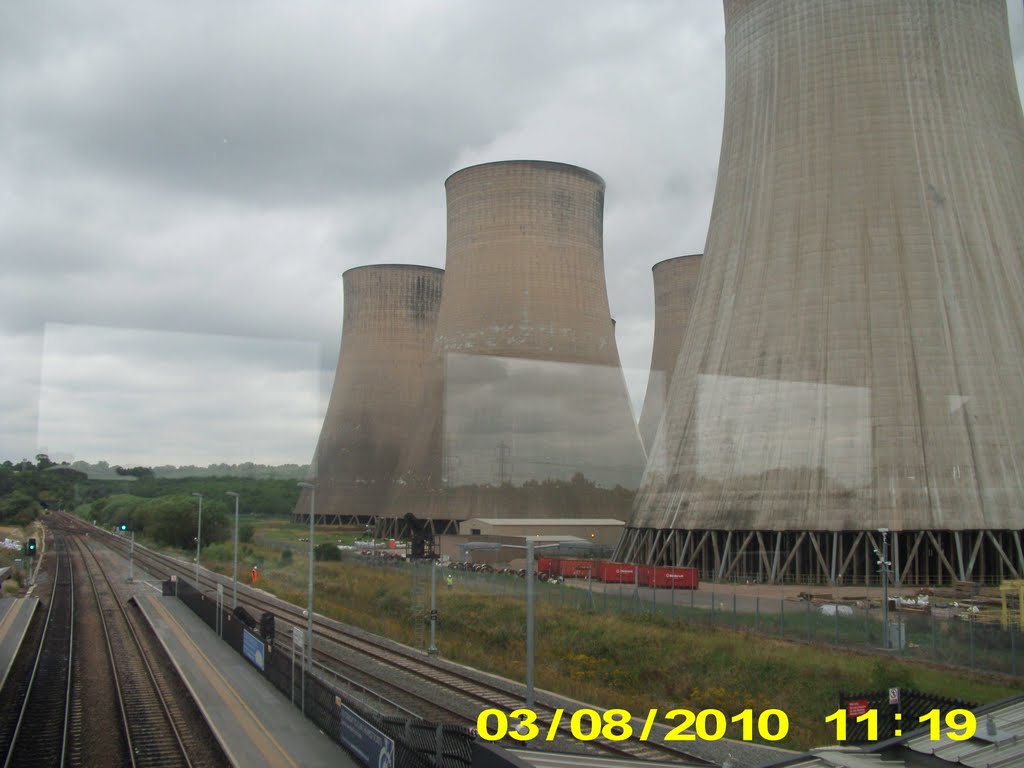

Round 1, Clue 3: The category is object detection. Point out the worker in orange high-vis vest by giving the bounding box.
[251,564,259,584]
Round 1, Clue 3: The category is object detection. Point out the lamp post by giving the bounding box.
[226,492,240,608]
[878,528,891,649]
[192,492,203,583]
[525,539,537,709]
[428,559,438,656]
[462,539,560,709]
[297,481,316,715]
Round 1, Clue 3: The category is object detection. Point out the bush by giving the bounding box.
[314,543,341,561]
[280,548,293,565]
[202,542,233,562]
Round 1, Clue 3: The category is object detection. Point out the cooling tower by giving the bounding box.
[295,264,443,524]
[385,161,646,534]
[637,254,703,453]
[619,0,1024,584]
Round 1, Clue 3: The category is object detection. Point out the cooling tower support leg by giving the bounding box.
[955,533,966,582]
[986,531,1022,579]
[617,527,1024,586]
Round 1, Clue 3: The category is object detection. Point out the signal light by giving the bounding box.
[27,538,36,554]
[120,523,127,531]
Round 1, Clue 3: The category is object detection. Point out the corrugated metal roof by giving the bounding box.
[462,519,625,527]
[777,751,900,768]
[767,695,1024,768]
[903,697,1024,768]
[507,749,707,768]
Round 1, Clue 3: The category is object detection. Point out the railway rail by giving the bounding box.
[70,533,230,768]
[0,538,74,768]
[54,513,717,765]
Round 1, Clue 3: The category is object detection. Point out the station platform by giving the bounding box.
[0,598,39,691]
[135,588,357,768]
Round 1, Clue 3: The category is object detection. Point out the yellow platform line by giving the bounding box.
[144,595,299,768]
[0,600,24,640]
[0,600,35,691]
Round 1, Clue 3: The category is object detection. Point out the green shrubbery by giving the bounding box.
[88,492,231,549]
[314,542,341,561]
[0,455,88,523]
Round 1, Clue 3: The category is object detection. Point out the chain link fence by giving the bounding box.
[351,555,1023,679]
[172,577,476,768]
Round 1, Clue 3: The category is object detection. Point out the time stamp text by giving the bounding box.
[476,707,978,743]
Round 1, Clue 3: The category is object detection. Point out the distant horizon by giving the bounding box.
[4,454,310,476]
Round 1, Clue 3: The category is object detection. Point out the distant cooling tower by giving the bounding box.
[637,254,702,453]
[385,161,646,535]
[295,264,443,524]
[619,0,1024,584]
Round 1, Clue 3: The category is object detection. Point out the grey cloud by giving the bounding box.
[1,1,1020,466]
[8,1,664,206]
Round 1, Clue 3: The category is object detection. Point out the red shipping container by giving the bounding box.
[557,559,598,578]
[598,562,638,583]
[641,566,699,589]
[536,557,559,575]
[638,565,655,586]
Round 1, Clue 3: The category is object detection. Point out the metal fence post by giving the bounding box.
[1012,628,1017,676]
[1007,626,1015,675]
[806,599,811,642]
[931,612,937,657]
[969,616,975,670]
[631,581,638,613]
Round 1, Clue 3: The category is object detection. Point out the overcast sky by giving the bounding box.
[3,2,1023,468]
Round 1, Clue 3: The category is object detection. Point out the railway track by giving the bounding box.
[55,513,717,765]
[70,534,230,768]
[0,537,74,767]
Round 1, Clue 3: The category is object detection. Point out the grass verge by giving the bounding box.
[168,518,1024,750]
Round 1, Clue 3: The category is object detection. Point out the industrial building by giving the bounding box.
[637,254,702,453]
[457,518,624,548]
[619,0,1024,584]
[295,264,443,525]
[383,160,646,537]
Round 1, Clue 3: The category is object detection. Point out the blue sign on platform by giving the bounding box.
[242,629,265,671]
[340,703,395,768]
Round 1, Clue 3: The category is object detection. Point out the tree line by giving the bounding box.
[1,455,305,550]
[68,459,310,480]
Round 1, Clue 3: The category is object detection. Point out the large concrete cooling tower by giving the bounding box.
[295,264,443,524]
[619,0,1024,585]
[386,160,646,535]
[637,254,702,453]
